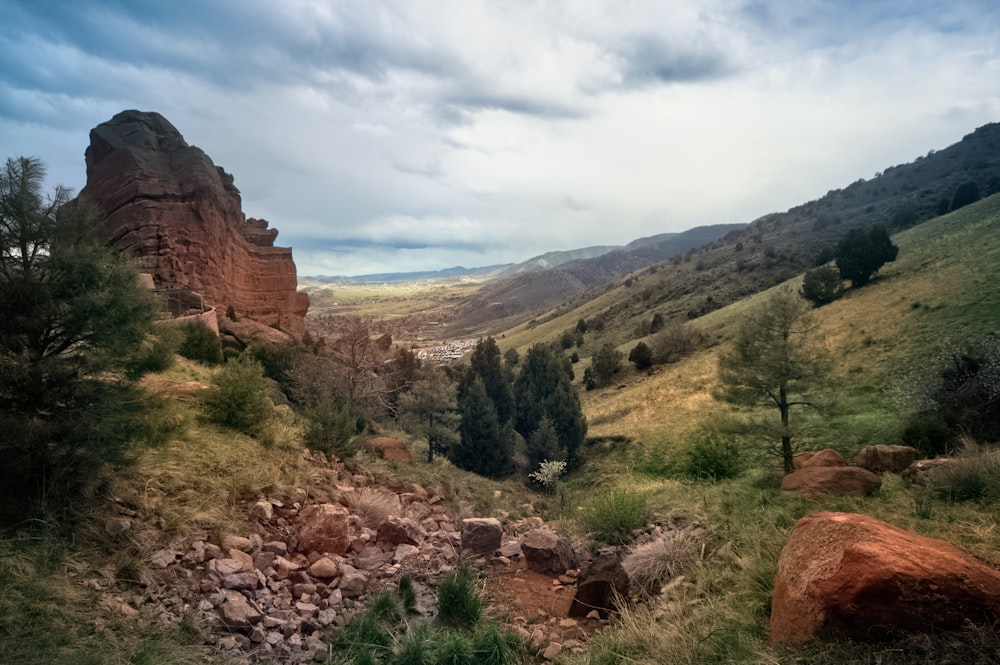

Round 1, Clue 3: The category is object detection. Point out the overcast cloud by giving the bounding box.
[2,0,999,276]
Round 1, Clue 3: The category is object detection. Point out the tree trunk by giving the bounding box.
[779,384,793,474]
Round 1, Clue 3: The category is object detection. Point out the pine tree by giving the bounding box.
[513,344,587,467]
[452,376,513,477]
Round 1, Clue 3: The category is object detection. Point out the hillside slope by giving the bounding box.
[571,193,1000,451]
[451,123,1000,343]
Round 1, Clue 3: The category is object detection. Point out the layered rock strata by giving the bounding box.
[77,110,309,337]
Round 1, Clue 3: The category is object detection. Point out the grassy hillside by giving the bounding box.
[453,123,1000,349]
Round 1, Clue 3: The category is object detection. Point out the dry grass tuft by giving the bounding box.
[343,487,402,528]
[623,527,710,595]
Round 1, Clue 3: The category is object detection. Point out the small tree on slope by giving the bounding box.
[715,288,830,473]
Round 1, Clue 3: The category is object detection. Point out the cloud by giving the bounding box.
[1,1,999,277]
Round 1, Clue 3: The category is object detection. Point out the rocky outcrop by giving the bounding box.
[77,110,309,337]
[770,512,1000,643]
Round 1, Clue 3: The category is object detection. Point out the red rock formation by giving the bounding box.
[770,512,1000,643]
[77,110,309,337]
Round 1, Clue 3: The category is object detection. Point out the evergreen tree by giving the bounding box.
[452,376,513,477]
[468,337,514,425]
[526,416,564,469]
[834,225,899,288]
[398,365,459,462]
[513,344,587,467]
[800,265,844,306]
[590,342,624,388]
[715,288,829,473]
[0,156,158,505]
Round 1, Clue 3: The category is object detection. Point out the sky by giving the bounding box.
[2,1,1000,277]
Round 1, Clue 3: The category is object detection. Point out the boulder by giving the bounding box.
[569,551,629,618]
[520,529,576,575]
[217,589,264,633]
[306,557,339,580]
[337,564,368,598]
[854,445,922,474]
[793,449,847,469]
[461,518,503,555]
[297,504,351,555]
[770,512,1000,643]
[902,457,957,484]
[77,110,309,338]
[781,466,881,498]
[363,437,413,462]
[376,516,426,547]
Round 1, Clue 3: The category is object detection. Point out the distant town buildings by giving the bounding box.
[415,340,478,364]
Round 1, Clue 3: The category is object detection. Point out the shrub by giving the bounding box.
[683,433,744,480]
[202,355,272,436]
[929,438,1000,503]
[177,320,223,364]
[529,459,567,493]
[472,623,524,665]
[800,265,844,306]
[246,340,301,391]
[579,489,647,544]
[651,324,702,364]
[951,180,981,211]
[436,565,482,629]
[125,325,181,379]
[434,632,476,665]
[622,528,709,594]
[834,225,899,288]
[302,398,367,458]
[901,336,1000,451]
[628,341,653,370]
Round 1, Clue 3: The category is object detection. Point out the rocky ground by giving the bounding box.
[100,452,624,664]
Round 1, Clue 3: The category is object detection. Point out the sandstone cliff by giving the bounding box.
[78,110,309,338]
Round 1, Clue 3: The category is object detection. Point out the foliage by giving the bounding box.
[468,337,515,425]
[800,265,844,306]
[834,224,899,288]
[124,324,181,379]
[303,397,367,458]
[586,342,624,390]
[525,417,564,470]
[682,432,744,480]
[901,336,1000,452]
[628,341,653,370]
[398,364,459,462]
[176,320,222,365]
[528,458,567,492]
[246,340,302,392]
[452,376,514,478]
[513,343,587,467]
[650,312,665,333]
[951,180,981,211]
[650,324,702,364]
[579,489,648,545]
[716,288,829,473]
[201,355,272,436]
[436,564,482,629]
[929,440,1000,503]
[0,155,159,507]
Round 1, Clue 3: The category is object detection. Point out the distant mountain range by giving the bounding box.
[304,231,739,285]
